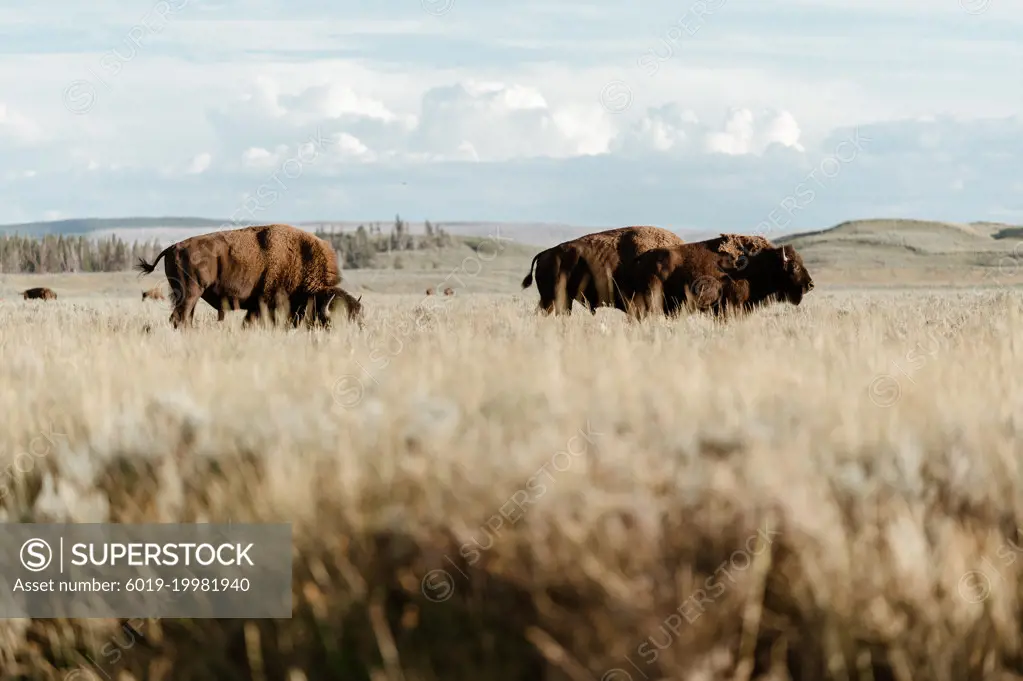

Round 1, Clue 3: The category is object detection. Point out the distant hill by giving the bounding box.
[0,216,635,249]
[8,216,1023,286]
[774,218,1023,284]
[0,217,234,237]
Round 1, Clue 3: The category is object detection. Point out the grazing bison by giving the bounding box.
[141,286,165,301]
[134,223,341,329]
[22,287,56,301]
[521,226,686,315]
[298,287,364,329]
[425,287,435,295]
[628,235,814,320]
[443,287,454,296]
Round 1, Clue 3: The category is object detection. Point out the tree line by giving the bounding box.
[0,234,164,273]
[0,216,453,273]
[313,216,455,269]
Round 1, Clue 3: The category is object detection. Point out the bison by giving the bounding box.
[443,287,454,296]
[141,286,165,301]
[521,226,686,315]
[22,287,56,301]
[425,287,435,295]
[628,235,814,320]
[134,223,341,329]
[298,287,365,330]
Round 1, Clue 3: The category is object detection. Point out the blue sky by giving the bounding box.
[0,0,1020,233]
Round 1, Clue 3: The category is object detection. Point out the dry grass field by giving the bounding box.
[3,223,1023,680]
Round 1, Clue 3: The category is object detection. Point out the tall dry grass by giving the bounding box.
[1,288,1023,680]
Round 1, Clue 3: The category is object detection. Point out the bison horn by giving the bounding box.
[781,246,788,262]
[357,295,362,303]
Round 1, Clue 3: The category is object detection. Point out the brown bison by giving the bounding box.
[628,235,814,320]
[298,287,365,329]
[141,286,165,301]
[443,287,454,296]
[134,223,341,329]
[425,287,435,295]
[22,287,56,301]
[521,226,686,315]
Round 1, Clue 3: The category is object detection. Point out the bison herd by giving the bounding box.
[520,226,814,319]
[15,223,814,329]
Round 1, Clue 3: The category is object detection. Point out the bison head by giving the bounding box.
[726,244,814,306]
[774,245,814,304]
[322,291,365,329]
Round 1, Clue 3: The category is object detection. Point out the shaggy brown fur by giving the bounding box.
[521,226,686,315]
[443,287,454,296]
[628,236,815,320]
[296,287,365,329]
[134,223,341,329]
[141,286,165,301]
[22,287,56,301]
[706,233,776,261]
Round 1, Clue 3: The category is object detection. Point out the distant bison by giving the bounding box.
[425,287,435,295]
[521,226,686,315]
[22,287,56,301]
[141,286,165,301]
[443,287,454,296]
[134,223,341,329]
[628,235,814,319]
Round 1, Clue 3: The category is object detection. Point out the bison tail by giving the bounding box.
[134,257,155,275]
[521,253,540,289]
[134,245,172,277]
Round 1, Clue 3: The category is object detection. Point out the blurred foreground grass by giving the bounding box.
[1,288,1023,680]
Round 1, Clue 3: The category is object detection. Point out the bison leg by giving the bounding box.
[288,292,313,328]
[200,291,229,322]
[569,266,594,314]
[242,305,263,328]
[168,283,202,329]
[170,291,201,329]
[553,260,575,316]
[647,278,666,319]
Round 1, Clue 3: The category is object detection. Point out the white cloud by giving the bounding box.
[279,83,406,125]
[331,133,372,160]
[0,1,1018,226]
[241,147,277,168]
[186,152,212,174]
[0,102,43,144]
[704,108,804,155]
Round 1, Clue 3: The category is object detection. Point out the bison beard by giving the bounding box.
[521,226,687,315]
[134,223,341,329]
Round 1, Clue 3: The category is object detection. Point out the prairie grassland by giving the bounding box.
[1,284,1023,680]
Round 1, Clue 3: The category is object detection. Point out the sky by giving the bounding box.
[0,0,1021,234]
